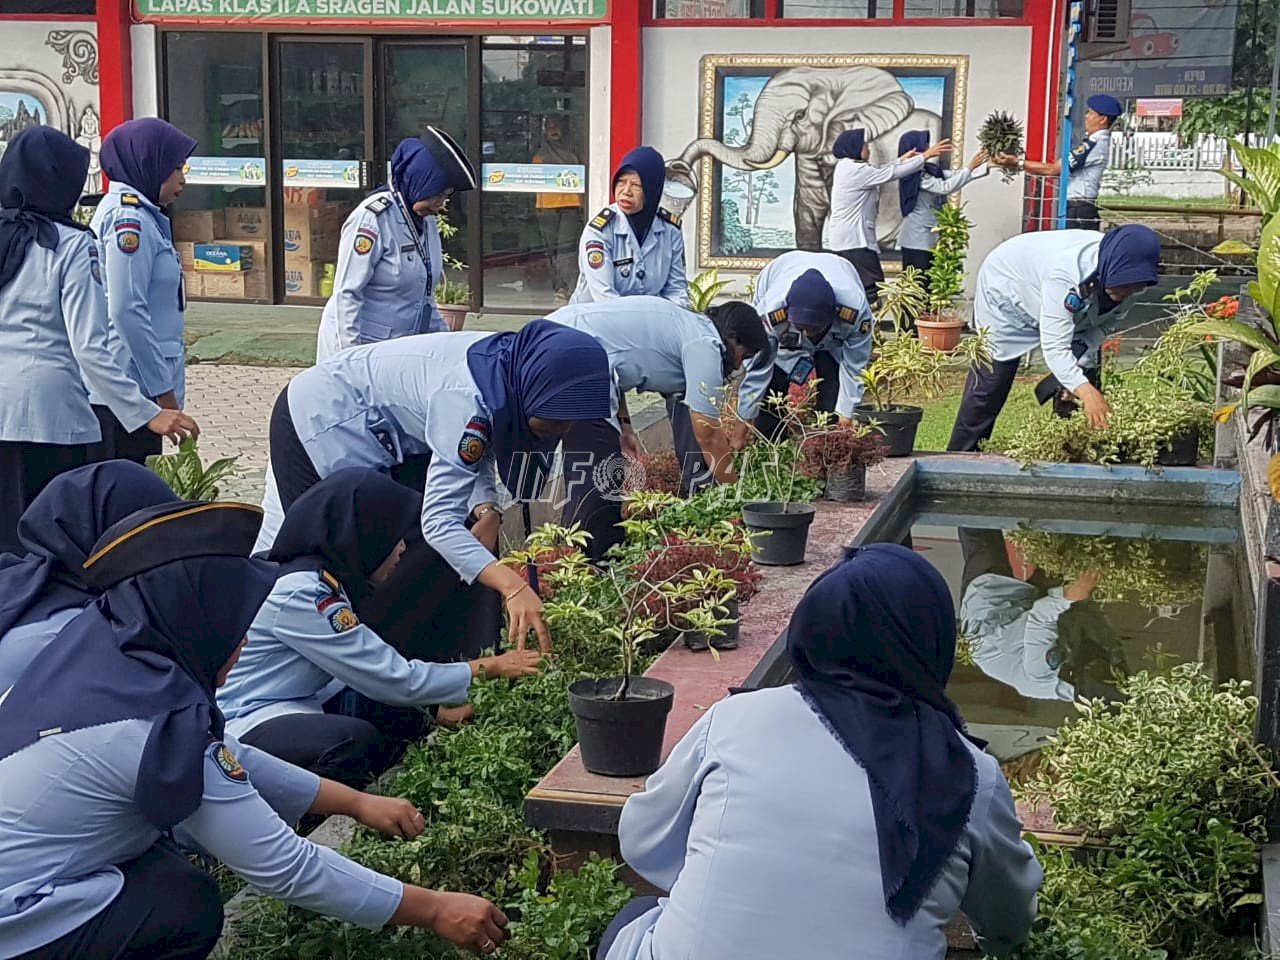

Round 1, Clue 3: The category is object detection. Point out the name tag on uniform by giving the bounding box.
[613,257,634,267]
[400,243,416,261]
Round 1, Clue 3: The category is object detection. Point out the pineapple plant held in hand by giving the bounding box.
[979,111,1025,183]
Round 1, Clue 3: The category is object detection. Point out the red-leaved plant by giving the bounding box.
[633,450,683,496]
[630,534,762,623]
[799,423,888,476]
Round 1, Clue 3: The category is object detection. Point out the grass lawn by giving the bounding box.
[910,376,1042,453]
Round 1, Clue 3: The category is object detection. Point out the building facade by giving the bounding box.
[1,0,1065,310]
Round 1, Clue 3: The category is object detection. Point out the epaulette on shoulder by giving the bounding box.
[767,307,788,325]
[588,207,616,231]
[836,305,858,323]
[120,193,141,206]
[319,570,344,595]
[365,195,394,215]
[658,207,681,228]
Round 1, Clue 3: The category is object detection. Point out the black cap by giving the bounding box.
[423,126,477,193]
[82,500,266,590]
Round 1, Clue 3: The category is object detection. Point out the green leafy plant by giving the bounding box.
[500,853,634,960]
[1219,140,1280,225]
[859,313,992,411]
[434,212,470,306]
[876,267,930,331]
[925,202,972,318]
[146,438,238,500]
[978,110,1025,182]
[688,268,733,313]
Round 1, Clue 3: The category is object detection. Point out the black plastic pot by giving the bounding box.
[1156,428,1200,467]
[742,502,816,566]
[684,599,740,651]
[824,464,867,502]
[852,405,924,457]
[568,676,675,777]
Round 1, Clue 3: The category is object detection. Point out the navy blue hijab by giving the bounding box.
[269,468,419,602]
[1094,224,1160,314]
[787,543,981,925]
[898,130,945,217]
[466,320,611,497]
[834,129,867,161]
[389,130,476,228]
[0,462,177,637]
[613,146,666,244]
[0,554,279,830]
[100,118,197,206]
[0,126,89,293]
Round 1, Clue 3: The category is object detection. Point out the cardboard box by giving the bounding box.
[201,269,268,300]
[182,270,203,298]
[223,207,269,239]
[284,260,322,298]
[171,209,224,242]
[173,242,195,270]
[226,240,267,271]
[194,243,255,272]
[283,205,340,263]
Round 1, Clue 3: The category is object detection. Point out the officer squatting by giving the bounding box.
[0,91,1166,955]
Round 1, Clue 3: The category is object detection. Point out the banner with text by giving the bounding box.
[481,162,585,193]
[136,0,606,20]
[184,156,266,186]
[282,159,361,189]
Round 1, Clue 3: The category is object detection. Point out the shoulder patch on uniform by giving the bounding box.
[1072,143,1089,156]
[1046,646,1062,670]
[120,192,141,206]
[325,602,360,633]
[116,227,141,254]
[588,207,616,231]
[114,217,143,233]
[366,195,394,214]
[458,414,491,466]
[353,226,378,256]
[211,741,248,783]
[585,239,606,270]
[860,319,871,335]
[657,207,681,228]
[88,246,102,285]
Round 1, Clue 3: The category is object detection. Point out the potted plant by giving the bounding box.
[688,268,733,313]
[434,212,470,331]
[147,438,239,500]
[854,291,992,456]
[916,203,972,352]
[799,417,888,502]
[977,110,1025,183]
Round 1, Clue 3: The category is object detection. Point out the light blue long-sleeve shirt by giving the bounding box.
[0,608,80,694]
[0,224,159,444]
[571,203,689,307]
[973,230,1137,392]
[89,181,188,405]
[219,569,474,739]
[0,718,400,958]
[898,166,988,252]
[315,189,445,362]
[961,574,1077,702]
[607,685,1042,960]
[270,333,501,582]
[740,251,873,420]
[545,297,729,419]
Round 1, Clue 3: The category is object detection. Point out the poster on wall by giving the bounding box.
[184,155,266,186]
[660,54,969,270]
[1078,0,1239,99]
[481,162,585,193]
[282,158,360,189]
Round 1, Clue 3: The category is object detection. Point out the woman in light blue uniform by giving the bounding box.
[598,545,1042,960]
[0,461,176,692]
[0,127,196,553]
[315,129,477,362]
[546,297,768,559]
[734,251,874,445]
[0,502,511,960]
[89,118,199,464]
[897,130,989,281]
[256,322,611,654]
[223,469,542,788]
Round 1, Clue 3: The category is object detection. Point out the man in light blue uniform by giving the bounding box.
[0,501,510,960]
[545,297,768,558]
[89,118,199,464]
[735,251,874,444]
[315,129,477,362]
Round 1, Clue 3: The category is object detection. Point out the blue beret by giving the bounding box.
[1087,95,1123,119]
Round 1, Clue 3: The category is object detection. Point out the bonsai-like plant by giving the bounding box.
[147,438,238,500]
[924,202,972,320]
[688,268,733,313]
[858,313,992,412]
[978,110,1025,183]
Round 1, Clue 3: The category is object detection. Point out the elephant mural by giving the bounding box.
[663,58,964,263]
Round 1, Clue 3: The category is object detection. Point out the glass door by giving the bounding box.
[274,38,373,303]
[378,41,475,309]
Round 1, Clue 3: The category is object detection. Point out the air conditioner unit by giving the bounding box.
[1079,0,1132,59]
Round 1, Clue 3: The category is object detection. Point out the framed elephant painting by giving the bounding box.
[660,54,970,271]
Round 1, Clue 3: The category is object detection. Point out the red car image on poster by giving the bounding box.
[1127,14,1180,59]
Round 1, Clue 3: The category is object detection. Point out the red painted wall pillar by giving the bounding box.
[97,0,134,134]
[608,0,644,175]
[1024,0,1064,162]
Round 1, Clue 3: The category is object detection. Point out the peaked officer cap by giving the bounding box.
[423,125,478,193]
[1087,95,1123,119]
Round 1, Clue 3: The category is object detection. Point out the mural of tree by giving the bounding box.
[721,90,761,229]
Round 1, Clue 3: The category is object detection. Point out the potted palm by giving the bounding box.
[916,203,972,352]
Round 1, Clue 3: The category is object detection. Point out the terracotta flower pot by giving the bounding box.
[916,313,966,351]
[437,303,469,331]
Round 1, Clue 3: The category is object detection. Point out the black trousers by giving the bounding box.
[596,896,661,960]
[946,357,1023,453]
[0,441,92,554]
[268,386,501,662]
[561,418,626,562]
[900,247,934,277]
[834,247,884,306]
[665,395,715,496]
[238,710,400,790]
[958,526,1015,598]
[88,406,162,466]
[753,350,840,441]
[1066,200,1101,232]
[16,843,223,960]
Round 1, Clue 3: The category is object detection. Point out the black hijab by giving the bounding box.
[787,543,982,924]
[267,468,420,602]
[0,126,90,293]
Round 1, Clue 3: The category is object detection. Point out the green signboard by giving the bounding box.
[136,0,606,20]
